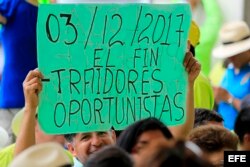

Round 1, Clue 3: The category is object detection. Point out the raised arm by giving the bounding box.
[169,51,201,139]
[14,69,43,156]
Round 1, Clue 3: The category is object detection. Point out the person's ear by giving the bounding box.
[111,130,117,143]
[66,142,77,156]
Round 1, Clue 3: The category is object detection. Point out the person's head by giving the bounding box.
[213,21,250,69]
[227,50,250,69]
[9,142,72,167]
[194,108,224,128]
[64,130,116,165]
[116,118,173,155]
[234,107,250,150]
[134,139,212,167]
[85,145,133,167]
[187,0,201,10]
[188,125,238,166]
[188,20,200,57]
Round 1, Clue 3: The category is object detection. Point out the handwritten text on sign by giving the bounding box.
[37,4,191,134]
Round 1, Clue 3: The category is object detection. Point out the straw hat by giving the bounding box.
[213,21,250,59]
[9,142,71,167]
[189,20,200,47]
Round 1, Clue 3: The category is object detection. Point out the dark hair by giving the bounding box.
[85,146,133,167]
[151,141,213,167]
[189,125,238,153]
[190,44,196,56]
[64,129,113,143]
[116,118,173,153]
[194,108,224,128]
[60,165,72,167]
[234,107,250,143]
[64,133,77,143]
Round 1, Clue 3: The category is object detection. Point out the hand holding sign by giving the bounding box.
[183,51,201,83]
[37,3,191,134]
[23,69,43,110]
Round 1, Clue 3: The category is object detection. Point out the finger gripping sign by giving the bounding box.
[37,3,191,134]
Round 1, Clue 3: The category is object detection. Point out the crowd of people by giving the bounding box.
[1,0,250,167]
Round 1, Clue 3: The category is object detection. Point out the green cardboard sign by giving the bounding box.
[37,3,191,134]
